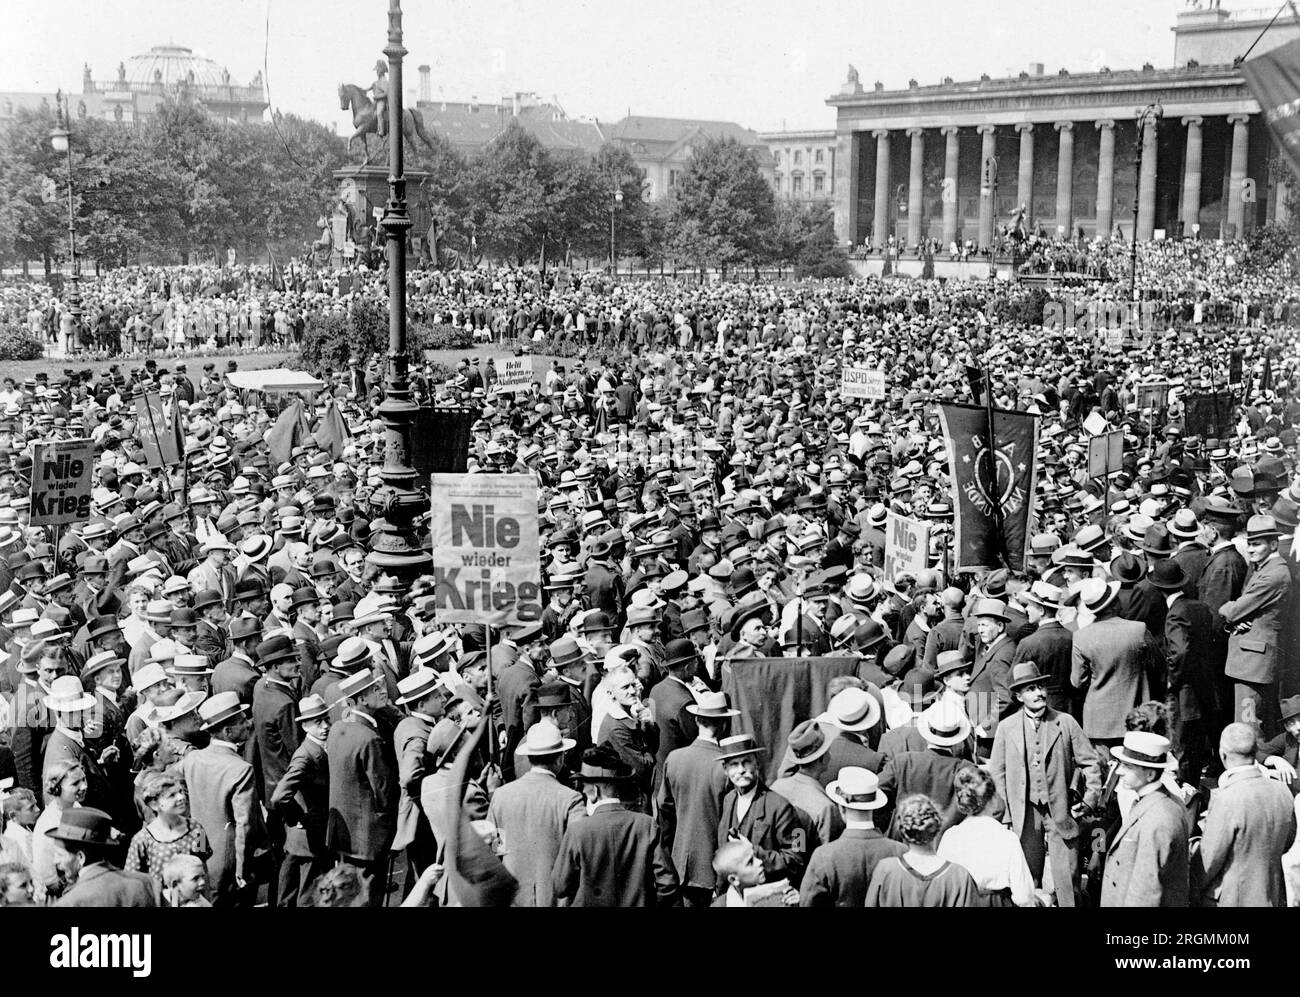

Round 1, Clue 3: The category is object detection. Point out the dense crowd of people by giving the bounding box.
[0,242,1296,908]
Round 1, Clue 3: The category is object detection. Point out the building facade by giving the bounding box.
[758,130,836,202]
[828,5,1295,249]
[0,45,267,128]
[609,116,774,201]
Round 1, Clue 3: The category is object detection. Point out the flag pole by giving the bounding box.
[983,371,1009,569]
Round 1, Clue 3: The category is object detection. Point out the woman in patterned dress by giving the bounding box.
[126,771,210,888]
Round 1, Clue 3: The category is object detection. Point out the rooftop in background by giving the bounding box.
[413,91,605,156]
[608,115,766,154]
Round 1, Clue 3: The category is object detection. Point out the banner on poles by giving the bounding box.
[841,365,886,400]
[29,438,94,527]
[133,390,180,468]
[496,357,534,394]
[1136,381,1169,412]
[938,403,1039,573]
[1242,36,1300,181]
[1184,392,1235,439]
[430,473,541,623]
[884,512,930,585]
[1087,431,1124,479]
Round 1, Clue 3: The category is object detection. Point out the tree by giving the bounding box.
[666,136,776,273]
[0,106,69,273]
[468,121,553,264]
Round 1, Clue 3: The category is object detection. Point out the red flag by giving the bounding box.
[1243,35,1300,180]
[265,398,306,466]
[312,400,351,460]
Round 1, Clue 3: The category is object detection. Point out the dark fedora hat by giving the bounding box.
[662,638,698,671]
[1147,559,1188,592]
[1008,661,1049,692]
[43,806,119,849]
[1110,552,1145,585]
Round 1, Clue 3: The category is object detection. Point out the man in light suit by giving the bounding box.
[186,534,237,603]
[326,668,397,906]
[1220,516,1292,739]
[990,662,1103,907]
[1071,579,1157,749]
[391,669,444,890]
[488,720,584,907]
[1100,731,1190,907]
[657,692,736,906]
[40,676,113,813]
[1195,723,1296,907]
[180,692,268,907]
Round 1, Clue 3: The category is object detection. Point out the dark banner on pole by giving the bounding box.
[412,408,476,477]
[1183,392,1236,439]
[938,402,1039,573]
[1242,35,1300,181]
[722,656,861,784]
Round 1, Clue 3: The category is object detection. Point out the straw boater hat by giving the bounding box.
[1111,731,1178,770]
[818,687,880,732]
[518,720,577,757]
[296,694,330,724]
[1077,578,1121,615]
[395,669,443,707]
[43,676,96,713]
[825,766,888,811]
[197,691,249,731]
[685,690,740,719]
[716,733,764,763]
[916,699,972,747]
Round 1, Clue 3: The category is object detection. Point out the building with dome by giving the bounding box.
[0,44,267,128]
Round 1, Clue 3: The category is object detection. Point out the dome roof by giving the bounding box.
[124,45,232,88]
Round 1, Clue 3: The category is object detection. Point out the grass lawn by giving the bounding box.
[14,349,299,381]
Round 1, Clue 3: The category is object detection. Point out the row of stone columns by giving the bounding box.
[864,114,1252,247]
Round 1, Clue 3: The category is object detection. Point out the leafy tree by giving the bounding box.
[468,121,552,264]
[666,136,776,273]
[0,106,69,272]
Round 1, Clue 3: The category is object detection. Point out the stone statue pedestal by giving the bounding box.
[333,165,432,263]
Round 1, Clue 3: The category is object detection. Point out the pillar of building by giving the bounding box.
[907,127,924,248]
[1227,113,1250,239]
[1137,115,1159,241]
[942,126,960,246]
[977,124,997,250]
[1055,122,1074,235]
[872,128,891,247]
[1180,116,1203,234]
[833,130,859,246]
[1095,119,1115,238]
[1277,169,1292,227]
[1015,123,1034,219]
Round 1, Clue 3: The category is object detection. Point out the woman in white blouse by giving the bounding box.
[938,766,1040,907]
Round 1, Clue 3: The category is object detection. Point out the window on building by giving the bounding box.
[774,172,783,189]
[815,149,823,164]
[669,169,680,187]
[773,150,781,166]
[792,174,803,195]
[813,174,824,195]
[793,150,802,165]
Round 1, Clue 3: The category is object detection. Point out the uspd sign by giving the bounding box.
[842,365,886,401]
[883,512,929,585]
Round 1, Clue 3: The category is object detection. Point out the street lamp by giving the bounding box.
[50,90,80,355]
[365,0,432,595]
[609,187,623,273]
[1129,101,1163,302]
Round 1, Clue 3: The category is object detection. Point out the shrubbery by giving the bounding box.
[0,327,46,360]
[301,302,474,376]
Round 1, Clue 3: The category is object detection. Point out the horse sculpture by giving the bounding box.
[338,82,439,162]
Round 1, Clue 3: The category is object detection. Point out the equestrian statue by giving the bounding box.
[338,61,438,162]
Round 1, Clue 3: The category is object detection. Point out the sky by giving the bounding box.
[3,0,1190,133]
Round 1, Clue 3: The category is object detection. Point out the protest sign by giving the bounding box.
[884,512,930,585]
[1136,381,1169,412]
[134,390,181,467]
[496,356,534,394]
[841,365,886,400]
[30,438,94,528]
[430,474,541,623]
[1088,431,1124,479]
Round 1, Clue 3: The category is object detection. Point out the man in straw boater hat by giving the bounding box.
[180,690,268,907]
[878,697,984,838]
[798,765,902,908]
[487,720,582,908]
[1100,731,1190,908]
[45,806,157,907]
[269,694,333,908]
[716,733,807,888]
[989,661,1103,908]
[1069,578,1157,751]
[551,744,676,907]
[1220,515,1292,741]
[658,690,740,907]
[391,668,448,893]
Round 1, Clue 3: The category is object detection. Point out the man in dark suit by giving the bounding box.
[1071,579,1157,748]
[391,670,444,889]
[251,636,301,904]
[326,668,398,906]
[716,734,808,887]
[1011,581,1076,716]
[1198,505,1248,614]
[192,589,230,663]
[877,699,982,836]
[648,638,700,776]
[1220,516,1292,740]
[990,662,1103,907]
[969,598,1018,738]
[582,540,625,631]
[596,665,659,811]
[657,692,736,906]
[1261,696,1300,793]
[1168,510,1210,597]
[496,626,543,781]
[47,807,158,907]
[1195,723,1296,907]
[1150,560,1220,782]
[41,676,114,813]
[212,616,262,705]
[551,746,677,906]
[1100,731,1190,907]
[799,767,904,907]
[289,587,325,693]
[269,694,332,907]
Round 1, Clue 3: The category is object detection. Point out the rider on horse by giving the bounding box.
[368,60,389,138]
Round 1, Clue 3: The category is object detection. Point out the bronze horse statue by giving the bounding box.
[338,82,438,162]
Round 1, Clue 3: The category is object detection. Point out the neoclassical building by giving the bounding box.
[828,5,1298,249]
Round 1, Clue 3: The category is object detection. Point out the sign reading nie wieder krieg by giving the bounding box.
[496,357,534,394]
[430,473,542,623]
[841,365,886,400]
[884,512,930,586]
[30,438,94,527]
